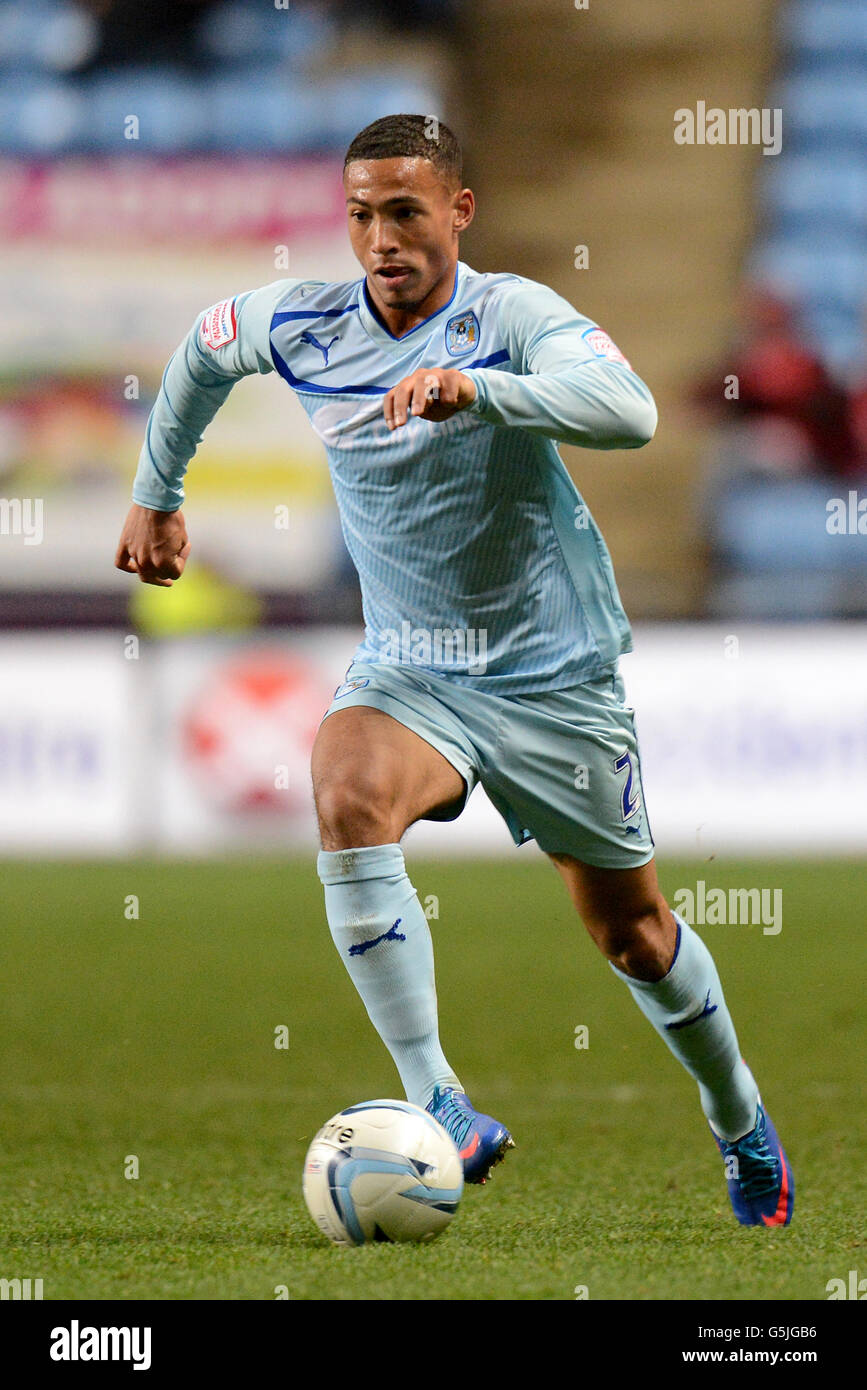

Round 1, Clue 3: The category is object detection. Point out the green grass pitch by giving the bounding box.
[0,856,863,1301]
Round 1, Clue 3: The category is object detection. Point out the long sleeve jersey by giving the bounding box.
[133,260,657,692]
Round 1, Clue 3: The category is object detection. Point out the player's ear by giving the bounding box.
[453,187,475,234]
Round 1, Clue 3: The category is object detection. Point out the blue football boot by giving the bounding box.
[426,1085,514,1184]
[712,1100,794,1227]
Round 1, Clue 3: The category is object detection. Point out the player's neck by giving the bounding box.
[364,263,458,339]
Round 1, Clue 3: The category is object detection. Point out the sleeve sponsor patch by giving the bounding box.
[581,326,631,369]
[200,298,238,350]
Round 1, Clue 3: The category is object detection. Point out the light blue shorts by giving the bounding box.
[321,660,655,871]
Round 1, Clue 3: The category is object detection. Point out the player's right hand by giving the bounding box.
[384,367,476,430]
[114,503,191,587]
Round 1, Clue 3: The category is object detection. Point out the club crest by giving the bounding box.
[445,310,479,357]
[332,677,370,699]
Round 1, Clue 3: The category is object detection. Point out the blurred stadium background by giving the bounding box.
[0,0,864,860]
[1,0,865,1305]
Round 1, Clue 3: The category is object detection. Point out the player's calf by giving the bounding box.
[552,858,770,1204]
[318,842,462,1108]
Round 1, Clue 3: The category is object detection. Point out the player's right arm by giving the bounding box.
[115,278,295,585]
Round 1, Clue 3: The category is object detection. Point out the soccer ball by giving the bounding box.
[302,1099,463,1247]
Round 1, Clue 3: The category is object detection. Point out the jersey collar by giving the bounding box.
[357,262,462,354]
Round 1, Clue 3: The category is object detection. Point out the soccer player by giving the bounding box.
[115,114,793,1225]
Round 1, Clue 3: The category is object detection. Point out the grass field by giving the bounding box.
[0,856,863,1301]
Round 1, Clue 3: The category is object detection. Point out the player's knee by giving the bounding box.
[314,774,399,850]
[588,897,674,978]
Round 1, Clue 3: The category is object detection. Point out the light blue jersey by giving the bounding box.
[133,261,657,693]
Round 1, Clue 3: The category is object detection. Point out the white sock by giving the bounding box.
[317,843,461,1109]
[610,913,759,1141]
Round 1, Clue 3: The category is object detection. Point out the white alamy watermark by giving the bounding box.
[0,497,44,545]
[380,622,488,674]
[826,491,867,535]
[0,1276,43,1299]
[674,102,782,156]
[826,1269,867,1300]
[50,1322,152,1371]
[673,880,782,935]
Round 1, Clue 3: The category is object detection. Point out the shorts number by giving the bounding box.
[614,750,640,821]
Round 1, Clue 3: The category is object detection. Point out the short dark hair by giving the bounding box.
[343,114,462,187]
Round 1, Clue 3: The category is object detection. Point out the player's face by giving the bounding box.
[344,157,473,323]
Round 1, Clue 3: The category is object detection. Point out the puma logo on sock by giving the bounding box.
[665,989,718,1031]
[348,918,406,957]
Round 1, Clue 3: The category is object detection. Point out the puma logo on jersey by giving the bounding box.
[300,330,339,366]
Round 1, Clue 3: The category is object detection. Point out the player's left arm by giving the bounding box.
[460,281,657,450]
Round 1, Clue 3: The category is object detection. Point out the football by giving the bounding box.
[302,1099,464,1247]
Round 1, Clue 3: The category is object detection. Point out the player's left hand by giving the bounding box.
[384,368,476,430]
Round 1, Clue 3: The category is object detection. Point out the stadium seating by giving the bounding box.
[710,0,867,618]
[751,4,867,377]
[0,0,438,155]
